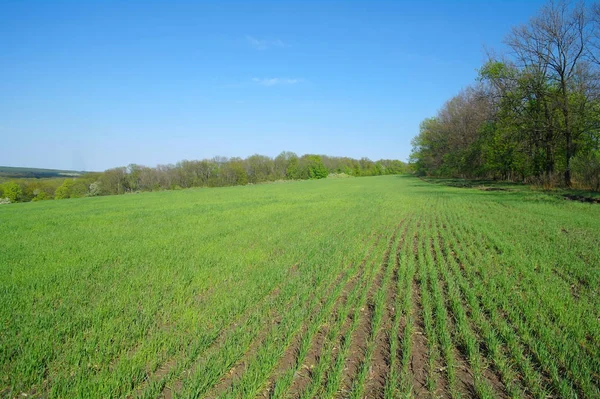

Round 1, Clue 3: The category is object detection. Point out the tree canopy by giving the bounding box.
[410,0,600,189]
[0,152,407,203]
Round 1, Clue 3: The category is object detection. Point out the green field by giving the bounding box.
[1,176,599,398]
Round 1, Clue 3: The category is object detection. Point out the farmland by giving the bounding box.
[1,175,599,398]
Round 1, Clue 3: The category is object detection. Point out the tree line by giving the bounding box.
[0,152,406,203]
[410,0,600,190]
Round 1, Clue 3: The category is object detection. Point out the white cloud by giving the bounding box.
[252,77,302,86]
[246,35,285,50]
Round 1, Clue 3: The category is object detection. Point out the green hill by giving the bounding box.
[0,166,87,179]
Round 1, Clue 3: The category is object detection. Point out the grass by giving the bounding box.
[1,175,599,398]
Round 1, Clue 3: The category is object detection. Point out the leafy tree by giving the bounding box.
[32,190,50,201]
[410,0,600,190]
[274,151,297,180]
[6,152,404,203]
[99,167,128,194]
[305,155,328,179]
[572,150,600,191]
[4,182,22,203]
[88,181,103,196]
[53,179,88,199]
[245,154,274,184]
[220,158,248,186]
[54,180,74,199]
[286,156,302,179]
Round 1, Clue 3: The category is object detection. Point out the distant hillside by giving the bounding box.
[0,166,88,179]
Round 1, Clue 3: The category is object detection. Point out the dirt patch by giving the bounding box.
[167,254,352,398]
[563,195,600,204]
[409,230,429,398]
[364,316,392,399]
[282,232,390,397]
[206,315,281,397]
[338,228,402,395]
[410,278,429,398]
[159,295,283,397]
[435,281,478,397]
[148,359,178,398]
[133,262,304,398]
[286,277,352,396]
[434,232,478,397]
[264,232,385,398]
[288,262,300,276]
[340,300,374,394]
[438,230,529,399]
[482,362,509,399]
[390,225,411,397]
[451,348,478,398]
[427,241,452,398]
[287,325,329,397]
[259,327,305,398]
[363,224,408,398]
[477,186,508,191]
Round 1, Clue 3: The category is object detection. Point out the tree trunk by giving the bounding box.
[562,80,572,188]
[544,104,554,175]
[565,131,572,187]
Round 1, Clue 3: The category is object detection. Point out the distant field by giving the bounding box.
[1,176,599,398]
[0,166,86,180]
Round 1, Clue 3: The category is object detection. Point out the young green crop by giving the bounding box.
[1,175,599,398]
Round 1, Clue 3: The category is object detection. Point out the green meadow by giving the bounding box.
[1,175,599,398]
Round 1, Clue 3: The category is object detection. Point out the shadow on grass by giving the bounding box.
[398,175,600,205]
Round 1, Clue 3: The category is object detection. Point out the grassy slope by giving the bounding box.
[0,176,599,398]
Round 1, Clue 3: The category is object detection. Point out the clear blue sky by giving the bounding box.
[1,0,548,171]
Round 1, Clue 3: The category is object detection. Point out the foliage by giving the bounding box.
[0,153,406,203]
[54,180,73,199]
[31,190,50,201]
[3,182,22,203]
[410,1,600,190]
[572,150,600,191]
[88,181,103,196]
[54,179,88,199]
[306,155,328,179]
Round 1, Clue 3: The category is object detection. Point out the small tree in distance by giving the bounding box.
[4,182,22,203]
[306,155,329,179]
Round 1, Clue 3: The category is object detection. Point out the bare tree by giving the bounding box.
[506,0,589,186]
[589,2,600,64]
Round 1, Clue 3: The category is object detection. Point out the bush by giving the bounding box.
[32,190,50,201]
[54,181,72,199]
[54,179,88,199]
[572,151,600,191]
[526,172,563,190]
[306,155,328,179]
[88,181,103,196]
[3,182,22,202]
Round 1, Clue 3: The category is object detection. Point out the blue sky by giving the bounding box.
[1,0,548,171]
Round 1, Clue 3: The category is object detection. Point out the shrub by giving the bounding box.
[3,182,22,202]
[306,155,328,179]
[32,190,50,201]
[572,151,600,191]
[88,181,103,196]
